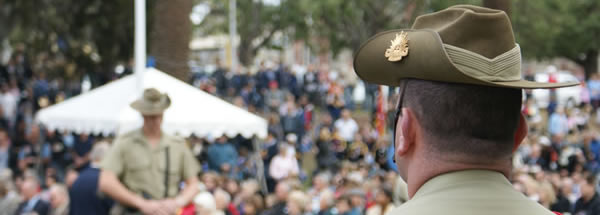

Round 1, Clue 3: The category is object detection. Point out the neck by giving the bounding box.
[142,126,161,140]
[405,151,511,198]
[584,192,596,202]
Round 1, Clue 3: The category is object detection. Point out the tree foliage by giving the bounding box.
[197,0,426,66]
[301,0,424,55]
[197,0,308,66]
[198,0,599,78]
[1,0,196,84]
[512,0,600,77]
[1,0,137,85]
[2,0,598,82]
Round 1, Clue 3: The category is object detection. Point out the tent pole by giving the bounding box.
[35,124,46,182]
[252,137,268,194]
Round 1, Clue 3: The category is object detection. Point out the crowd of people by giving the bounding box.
[513,91,600,214]
[1,47,600,215]
[186,61,404,215]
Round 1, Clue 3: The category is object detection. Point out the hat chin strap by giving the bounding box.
[444,43,522,82]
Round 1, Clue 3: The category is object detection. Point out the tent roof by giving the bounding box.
[35,68,267,139]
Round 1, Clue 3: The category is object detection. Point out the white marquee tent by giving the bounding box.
[35,68,267,139]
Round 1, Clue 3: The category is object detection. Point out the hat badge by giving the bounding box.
[384,31,409,62]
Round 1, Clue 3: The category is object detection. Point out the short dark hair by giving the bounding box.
[585,174,597,186]
[402,79,522,160]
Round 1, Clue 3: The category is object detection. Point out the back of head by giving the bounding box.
[319,189,335,208]
[403,79,522,161]
[213,188,231,210]
[275,181,290,201]
[240,179,259,195]
[335,196,352,213]
[49,184,69,207]
[287,190,309,212]
[314,172,332,188]
[90,141,111,163]
[581,174,597,199]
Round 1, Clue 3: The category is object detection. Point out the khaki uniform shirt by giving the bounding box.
[101,129,199,199]
[391,170,554,215]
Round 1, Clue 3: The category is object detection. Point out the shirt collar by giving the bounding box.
[24,194,41,212]
[133,128,169,149]
[412,169,511,200]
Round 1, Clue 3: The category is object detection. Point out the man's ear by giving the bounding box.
[513,113,528,152]
[397,108,418,155]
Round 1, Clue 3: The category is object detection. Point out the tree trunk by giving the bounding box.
[150,0,193,81]
[238,38,253,67]
[236,0,262,67]
[483,0,511,16]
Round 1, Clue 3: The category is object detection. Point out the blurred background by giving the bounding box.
[0,0,599,215]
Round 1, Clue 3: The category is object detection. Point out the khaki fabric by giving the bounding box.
[101,129,199,199]
[392,170,554,215]
[130,88,171,115]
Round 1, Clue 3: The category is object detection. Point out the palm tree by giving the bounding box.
[150,0,193,81]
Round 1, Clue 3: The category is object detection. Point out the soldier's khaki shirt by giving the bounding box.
[101,129,199,199]
[392,170,555,215]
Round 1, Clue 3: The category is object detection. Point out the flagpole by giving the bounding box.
[134,0,146,94]
[229,0,237,74]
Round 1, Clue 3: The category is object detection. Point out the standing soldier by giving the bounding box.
[99,88,199,215]
[353,5,577,215]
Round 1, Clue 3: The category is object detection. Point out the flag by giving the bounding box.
[375,85,387,137]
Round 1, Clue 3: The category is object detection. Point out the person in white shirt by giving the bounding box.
[334,109,359,142]
[269,144,299,181]
[0,83,18,126]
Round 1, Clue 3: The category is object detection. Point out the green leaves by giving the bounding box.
[512,0,600,76]
[2,0,136,82]
[4,0,594,78]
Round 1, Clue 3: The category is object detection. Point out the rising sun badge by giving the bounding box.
[384,31,409,62]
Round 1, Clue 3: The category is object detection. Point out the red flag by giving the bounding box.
[549,73,557,92]
[375,86,387,137]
